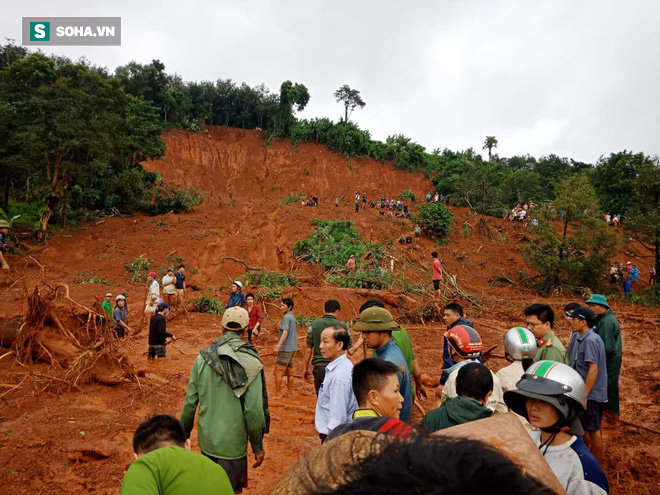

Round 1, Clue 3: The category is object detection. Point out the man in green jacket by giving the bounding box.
[587,294,622,415]
[524,303,568,364]
[181,307,269,493]
[304,300,349,395]
[421,362,493,432]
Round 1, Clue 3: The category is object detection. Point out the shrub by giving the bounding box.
[414,203,454,244]
[293,220,385,270]
[73,271,111,286]
[296,315,315,327]
[398,189,416,203]
[124,256,154,284]
[281,192,302,205]
[148,186,202,215]
[191,292,226,315]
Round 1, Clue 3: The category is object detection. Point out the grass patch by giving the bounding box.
[124,256,154,284]
[296,315,315,327]
[73,271,111,286]
[281,192,302,205]
[293,220,386,270]
[190,292,226,315]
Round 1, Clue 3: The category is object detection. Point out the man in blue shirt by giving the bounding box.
[566,306,608,465]
[315,326,357,442]
[354,307,412,423]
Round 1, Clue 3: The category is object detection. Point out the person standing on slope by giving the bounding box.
[227,281,246,308]
[431,251,443,299]
[144,272,160,323]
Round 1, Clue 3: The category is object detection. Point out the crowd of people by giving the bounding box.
[117,276,621,493]
[608,261,655,297]
[603,213,622,227]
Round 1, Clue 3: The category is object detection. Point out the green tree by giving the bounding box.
[499,168,546,207]
[625,160,660,290]
[333,84,366,121]
[483,136,498,162]
[273,80,309,137]
[526,174,617,293]
[456,161,505,215]
[414,203,454,244]
[591,151,650,216]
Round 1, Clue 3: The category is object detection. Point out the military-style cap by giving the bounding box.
[353,307,400,332]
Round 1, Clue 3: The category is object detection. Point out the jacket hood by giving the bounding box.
[200,334,263,398]
[443,396,492,424]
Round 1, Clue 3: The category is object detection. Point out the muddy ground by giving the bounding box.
[0,127,658,494]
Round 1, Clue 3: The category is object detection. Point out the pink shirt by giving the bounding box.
[433,258,443,280]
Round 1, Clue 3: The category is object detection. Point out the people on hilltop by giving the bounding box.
[274,298,298,397]
[120,415,233,494]
[180,307,268,493]
[504,362,609,494]
[227,281,246,308]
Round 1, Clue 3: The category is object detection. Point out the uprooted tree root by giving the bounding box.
[13,282,136,391]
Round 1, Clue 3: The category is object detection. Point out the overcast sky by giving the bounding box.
[3,1,659,163]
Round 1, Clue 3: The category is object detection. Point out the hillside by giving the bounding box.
[0,126,658,494]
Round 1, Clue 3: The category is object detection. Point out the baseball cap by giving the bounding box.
[167,267,174,272]
[353,307,400,332]
[105,293,113,297]
[148,272,157,278]
[221,306,249,330]
[567,307,596,328]
[156,302,169,312]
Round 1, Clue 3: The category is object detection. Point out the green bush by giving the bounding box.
[296,315,315,327]
[124,256,154,284]
[148,187,202,215]
[244,271,300,288]
[73,270,111,286]
[281,192,302,205]
[326,270,395,290]
[398,189,416,203]
[191,292,226,315]
[293,220,385,270]
[414,203,454,244]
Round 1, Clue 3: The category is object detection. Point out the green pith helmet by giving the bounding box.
[0,220,10,229]
[353,307,400,332]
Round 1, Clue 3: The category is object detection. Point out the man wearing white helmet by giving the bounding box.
[227,281,247,308]
[496,327,537,392]
[113,295,131,338]
[181,306,269,493]
[504,361,609,494]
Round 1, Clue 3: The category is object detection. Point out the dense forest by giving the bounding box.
[0,40,658,296]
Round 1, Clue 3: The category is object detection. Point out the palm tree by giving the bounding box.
[483,136,498,162]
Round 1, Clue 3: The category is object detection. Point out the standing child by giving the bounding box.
[162,268,177,309]
[504,361,609,494]
[149,302,175,359]
[101,293,113,318]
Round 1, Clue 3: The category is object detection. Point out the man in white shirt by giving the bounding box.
[315,326,357,442]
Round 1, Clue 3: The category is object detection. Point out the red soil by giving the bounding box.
[0,127,658,494]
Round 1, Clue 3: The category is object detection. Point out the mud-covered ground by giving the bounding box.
[0,127,658,494]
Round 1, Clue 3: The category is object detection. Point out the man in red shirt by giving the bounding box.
[432,251,443,299]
